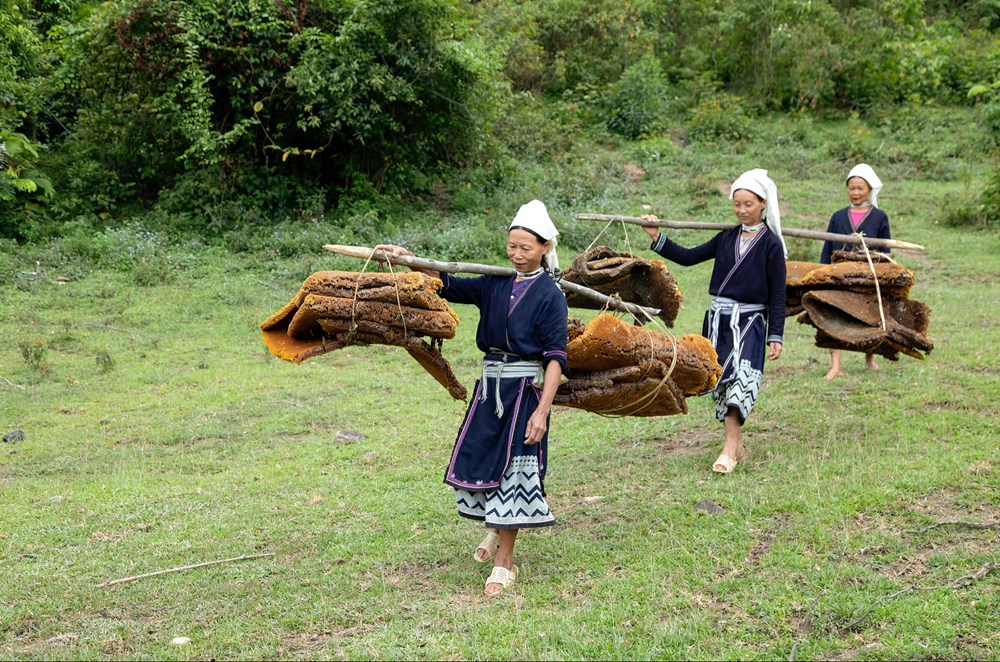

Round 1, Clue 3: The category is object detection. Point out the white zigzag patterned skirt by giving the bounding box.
[714,358,763,423]
[707,308,766,424]
[454,455,555,529]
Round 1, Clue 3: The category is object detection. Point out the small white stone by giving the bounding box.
[170,636,191,646]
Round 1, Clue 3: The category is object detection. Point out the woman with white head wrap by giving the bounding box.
[375,200,568,596]
[640,169,787,474]
[820,163,893,379]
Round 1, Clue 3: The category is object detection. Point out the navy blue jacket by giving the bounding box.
[651,227,786,343]
[820,207,891,264]
[440,273,568,372]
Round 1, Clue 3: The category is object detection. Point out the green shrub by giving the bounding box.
[18,337,50,374]
[685,91,755,144]
[606,55,669,140]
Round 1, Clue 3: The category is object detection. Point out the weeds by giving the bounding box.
[17,337,49,373]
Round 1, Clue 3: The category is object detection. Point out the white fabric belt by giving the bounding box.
[710,296,765,314]
[480,359,544,418]
[707,297,765,378]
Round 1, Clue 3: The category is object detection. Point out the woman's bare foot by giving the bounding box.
[715,409,746,473]
[865,354,879,371]
[824,368,844,380]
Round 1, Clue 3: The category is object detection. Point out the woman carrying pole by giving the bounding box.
[376,200,568,595]
[820,163,891,379]
[641,169,786,474]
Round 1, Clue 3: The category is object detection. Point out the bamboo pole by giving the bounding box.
[322,244,661,321]
[575,213,926,252]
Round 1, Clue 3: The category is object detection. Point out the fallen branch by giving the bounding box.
[322,244,662,322]
[837,562,998,633]
[1,376,26,390]
[904,520,1000,534]
[575,213,926,252]
[98,553,274,587]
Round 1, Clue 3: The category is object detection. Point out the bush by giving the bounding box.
[685,90,755,144]
[606,55,670,139]
[41,0,510,228]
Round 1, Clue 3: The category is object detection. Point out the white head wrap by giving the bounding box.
[509,199,560,274]
[730,168,787,258]
[846,163,883,208]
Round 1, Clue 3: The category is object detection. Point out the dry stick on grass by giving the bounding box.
[575,213,927,252]
[1,376,26,390]
[98,553,274,587]
[837,562,999,633]
[904,519,1000,534]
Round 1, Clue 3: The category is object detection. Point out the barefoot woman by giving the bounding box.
[641,169,786,474]
[377,200,567,595]
[820,163,892,379]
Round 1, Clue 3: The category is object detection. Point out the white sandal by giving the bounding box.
[713,453,738,474]
[473,529,500,563]
[484,564,518,596]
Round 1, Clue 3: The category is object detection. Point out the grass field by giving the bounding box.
[1,112,998,660]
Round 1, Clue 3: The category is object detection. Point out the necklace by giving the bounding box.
[741,223,763,233]
[515,267,545,279]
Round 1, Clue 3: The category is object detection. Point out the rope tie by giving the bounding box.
[852,232,887,332]
[355,247,409,341]
[586,295,680,418]
[575,215,683,417]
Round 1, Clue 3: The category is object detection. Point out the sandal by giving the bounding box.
[473,529,500,563]
[484,564,518,596]
[712,453,739,474]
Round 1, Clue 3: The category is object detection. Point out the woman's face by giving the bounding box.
[732,189,767,226]
[507,228,549,273]
[847,177,872,206]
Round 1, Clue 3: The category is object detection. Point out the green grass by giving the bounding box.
[1,110,998,660]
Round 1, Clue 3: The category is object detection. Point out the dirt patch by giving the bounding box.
[878,542,964,580]
[909,488,999,522]
[380,560,444,592]
[791,614,814,634]
[280,624,377,658]
[744,513,791,569]
[957,364,998,377]
[646,427,717,458]
[947,271,998,284]
[673,588,752,632]
[704,513,792,586]
[826,638,884,660]
[767,358,821,378]
[922,398,973,412]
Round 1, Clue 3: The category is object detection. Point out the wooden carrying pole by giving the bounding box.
[575,213,926,252]
[322,244,661,320]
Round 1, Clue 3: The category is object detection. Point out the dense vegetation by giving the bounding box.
[1,0,997,253]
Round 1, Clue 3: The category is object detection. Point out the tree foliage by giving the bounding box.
[31,0,506,224]
[0,0,995,240]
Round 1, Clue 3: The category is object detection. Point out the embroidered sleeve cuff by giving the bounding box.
[767,335,783,344]
[651,234,666,253]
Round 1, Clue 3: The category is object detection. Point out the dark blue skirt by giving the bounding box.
[703,306,767,424]
[445,374,555,529]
